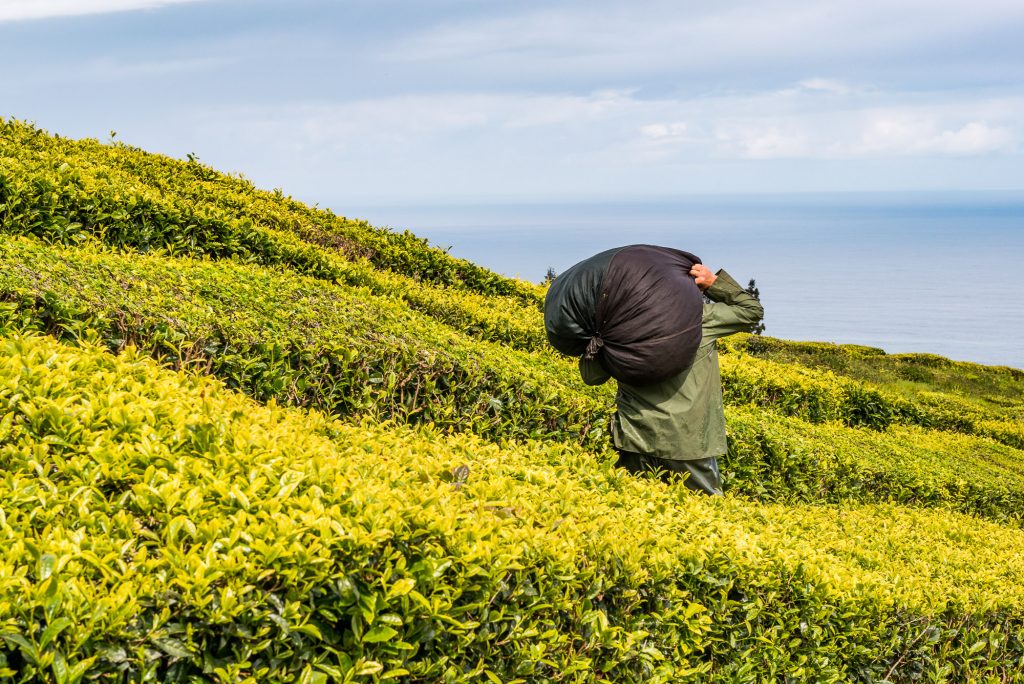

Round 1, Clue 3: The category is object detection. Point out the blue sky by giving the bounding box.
[2,0,1023,205]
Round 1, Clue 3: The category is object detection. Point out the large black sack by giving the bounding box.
[544,245,704,385]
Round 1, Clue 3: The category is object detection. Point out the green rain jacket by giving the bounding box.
[579,270,764,461]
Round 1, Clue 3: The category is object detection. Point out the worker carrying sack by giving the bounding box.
[544,244,704,385]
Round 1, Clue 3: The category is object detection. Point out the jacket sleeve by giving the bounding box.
[579,356,612,386]
[702,269,765,342]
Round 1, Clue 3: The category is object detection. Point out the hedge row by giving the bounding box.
[0,235,610,449]
[733,334,1024,397]
[718,346,1023,449]
[0,141,544,352]
[3,332,1024,681]
[3,236,1024,527]
[4,119,1019,449]
[729,336,1024,420]
[2,145,1014,447]
[722,407,1024,523]
[0,118,544,305]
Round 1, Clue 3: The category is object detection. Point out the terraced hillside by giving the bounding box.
[2,119,1023,682]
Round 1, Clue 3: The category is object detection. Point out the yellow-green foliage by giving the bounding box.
[3,333,1024,682]
[723,407,1024,522]
[726,336,1023,441]
[731,336,1023,407]
[0,120,545,349]
[719,343,1022,449]
[3,119,1024,681]
[0,236,609,448]
[5,117,1018,445]
[4,234,1024,529]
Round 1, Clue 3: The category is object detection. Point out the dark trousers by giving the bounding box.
[615,449,723,496]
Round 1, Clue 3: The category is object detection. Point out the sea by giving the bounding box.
[339,193,1024,370]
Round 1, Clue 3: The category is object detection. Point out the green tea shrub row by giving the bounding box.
[0,118,544,305]
[3,141,1010,444]
[722,407,1024,523]
[721,352,927,428]
[0,144,545,352]
[902,387,1024,449]
[730,335,1024,419]
[0,333,702,682]
[975,418,1024,452]
[4,235,1024,525]
[0,236,610,450]
[7,118,1019,447]
[336,260,545,351]
[3,332,1024,681]
[718,349,1023,449]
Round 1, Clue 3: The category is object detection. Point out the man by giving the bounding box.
[579,264,764,495]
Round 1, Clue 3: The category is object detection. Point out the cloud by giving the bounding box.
[150,82,1024,201]
[640,122,688,139]
[713,114,1018,160]
[860,117,1015,156]
[192,84,1021,171]
[630,121,692,161]
[637,86,1024,160]
[382,0,1024,88]
[6,0,1022,199]
[0,0,204,22]
[207,91,645,154]
[715,127,812,159]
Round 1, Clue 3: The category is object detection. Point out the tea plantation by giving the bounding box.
[2,118,1024,682]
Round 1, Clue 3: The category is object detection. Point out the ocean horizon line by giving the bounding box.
[323,189,1024,215]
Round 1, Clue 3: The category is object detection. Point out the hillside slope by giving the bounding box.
[2,119,1024,682]
[4,333,1024,682]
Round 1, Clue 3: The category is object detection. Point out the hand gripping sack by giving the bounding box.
[544,245,704,385]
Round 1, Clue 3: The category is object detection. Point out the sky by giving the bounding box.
[1,0,1023,205]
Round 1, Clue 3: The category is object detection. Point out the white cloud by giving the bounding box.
[933,122,1015,155]
[714,127,813,159]
[195,85,1022,171]
[7,0,1022,199]
[860,117,1014,156]
[712,112,1019,160]
[209,91,646,155]
[197,82,1015,161]
[0,0,204,22]
[158,84,1024,200]
[640,122,688,139]
[658,87,1024,160]
[384,0,1024,86]
[632,121,692,161]
[168,81,1023,204]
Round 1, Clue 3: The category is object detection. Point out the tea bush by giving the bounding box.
[730,335,1024,402]
[5,119,1024,681]
[4,118,1020,451]
[722,407,1024,522]
[0,119,544,306]
[3,333,1024,681]
[2,235,1024,528]
[0,236,611,449]
[0,142,545,353]
[726,336,1024,424]
[719,347,1021,449]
